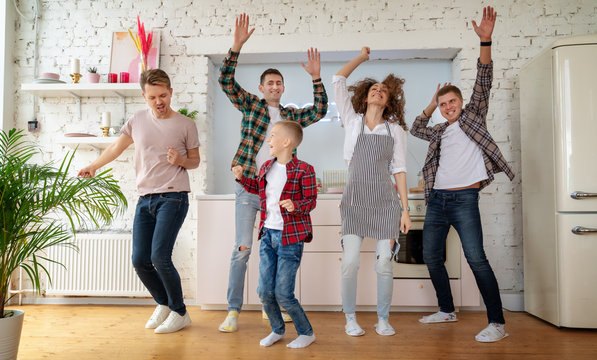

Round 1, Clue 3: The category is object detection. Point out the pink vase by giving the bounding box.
[86,73,100,83]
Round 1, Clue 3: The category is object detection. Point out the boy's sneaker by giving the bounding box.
[145,304,170,329]
[419,311,458,323]
[154,311,191,334]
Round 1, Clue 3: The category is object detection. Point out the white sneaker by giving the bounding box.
[419,311,458,323]
[218,311,239,332]
[375,318,395,336]
[475,323,509,343]
[145,305,170,329]
[154,311,191,334]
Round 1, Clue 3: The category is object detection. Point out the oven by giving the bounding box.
[393,197,461,279]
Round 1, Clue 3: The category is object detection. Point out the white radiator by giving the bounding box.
[46,234,150,297]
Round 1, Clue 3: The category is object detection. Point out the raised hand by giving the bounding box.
[360,46,370,61]
[232,13,255,52]
[472,6,497,41]
[432,82,451,106]
[232,165,244,180]
[300,47,321,79]
[279,199,295,213]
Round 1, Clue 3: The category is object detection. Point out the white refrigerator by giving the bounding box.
[520,34,597,328]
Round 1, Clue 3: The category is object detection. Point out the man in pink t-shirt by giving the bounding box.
[79,69,199,334]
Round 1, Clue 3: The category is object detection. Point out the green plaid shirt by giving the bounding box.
[219,49,328,177]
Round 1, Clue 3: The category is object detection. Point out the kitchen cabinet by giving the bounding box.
[196,195,479,310]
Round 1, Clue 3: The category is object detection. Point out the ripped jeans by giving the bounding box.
[226,182,260,313]
[341,234,393,319]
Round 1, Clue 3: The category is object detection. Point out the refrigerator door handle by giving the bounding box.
[571,226,597,235]
[570,191,597,199]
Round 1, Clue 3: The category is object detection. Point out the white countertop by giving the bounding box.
[196,193,425,200]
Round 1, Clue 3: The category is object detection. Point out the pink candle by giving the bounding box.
[108,73,117,83]
[119,72,129,83]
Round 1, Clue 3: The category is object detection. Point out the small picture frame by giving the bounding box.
[109,30,160,84]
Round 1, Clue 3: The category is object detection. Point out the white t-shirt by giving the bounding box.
[255,106,283,170]
[434,121,488,189]
[332,75,407,174]
[121,109,200,196]
[264,161,287,230]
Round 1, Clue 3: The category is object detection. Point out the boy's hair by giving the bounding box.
[260,68,284,85]
[139,69,171,91]
[274,121,303,147]
[436,85,463,104]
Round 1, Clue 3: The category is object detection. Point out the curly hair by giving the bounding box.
[348,74,407,130]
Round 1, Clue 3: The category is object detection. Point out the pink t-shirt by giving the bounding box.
[121,109,200,196]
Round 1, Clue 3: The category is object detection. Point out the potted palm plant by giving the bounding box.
[0,129,127,360]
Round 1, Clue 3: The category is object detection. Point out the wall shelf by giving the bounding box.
[57,136,134,151]
[21,83,142,121]
[21,83,141,98]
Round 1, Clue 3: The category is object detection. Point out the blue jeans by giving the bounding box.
[131,192,189,316]
[227,182,260,312]
[258,228,313,336]
[423,188,505,324]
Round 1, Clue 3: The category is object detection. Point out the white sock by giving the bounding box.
[260,332,285,347]
[345,313,365,336]
[287,334,316,348]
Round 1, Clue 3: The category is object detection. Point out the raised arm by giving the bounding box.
[300,47,322,82]
[465,6,496,119]
[295,48,328,127]
[336,47,369,78]
[219,14,257,112]
[231,13,255,53]
[472,6,496,65]
[410,83,448,141]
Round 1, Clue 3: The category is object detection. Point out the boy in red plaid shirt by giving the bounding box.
[232,121,317,349]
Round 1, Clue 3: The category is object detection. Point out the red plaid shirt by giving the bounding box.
[238,156,317,245]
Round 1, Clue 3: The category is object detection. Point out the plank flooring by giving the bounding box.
[13,305,597,359]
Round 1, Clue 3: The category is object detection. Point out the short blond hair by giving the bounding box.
[139,69,171,91]
[274,121,303,147]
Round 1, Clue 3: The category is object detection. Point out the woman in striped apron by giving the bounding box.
[332,47,412,337]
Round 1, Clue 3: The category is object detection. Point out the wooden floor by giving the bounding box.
[14,305,597,359]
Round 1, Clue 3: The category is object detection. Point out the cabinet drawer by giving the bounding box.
[311,199,341,225]
[392,279,462,306]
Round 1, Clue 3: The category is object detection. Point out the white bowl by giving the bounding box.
[39,72,60,80]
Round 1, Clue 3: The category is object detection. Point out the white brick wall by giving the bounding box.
[9,0,596,302]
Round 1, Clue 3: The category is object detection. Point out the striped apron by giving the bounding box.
[340,117,401,239]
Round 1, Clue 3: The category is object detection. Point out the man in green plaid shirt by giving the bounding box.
[218,13,328,333]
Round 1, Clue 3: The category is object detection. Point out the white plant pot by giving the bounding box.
[0,310,25,360]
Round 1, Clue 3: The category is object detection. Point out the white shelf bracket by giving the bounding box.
[67,91,82,121]
[114,91,126,124]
